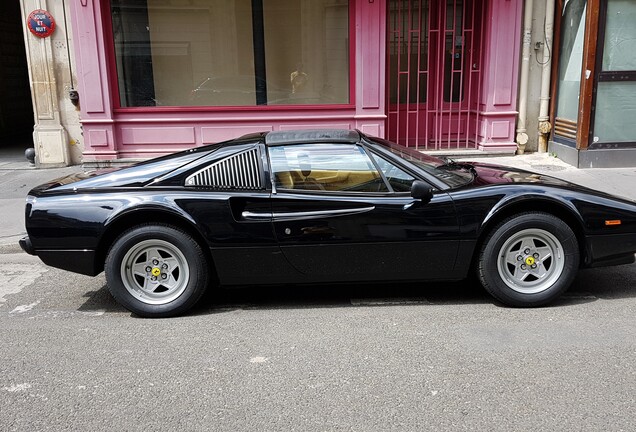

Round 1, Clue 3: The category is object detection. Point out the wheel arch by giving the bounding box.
[472,196,588,269]
[95,207,216,282]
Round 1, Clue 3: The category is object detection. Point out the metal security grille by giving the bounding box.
[387,0,484,150]
[185,148,263,189]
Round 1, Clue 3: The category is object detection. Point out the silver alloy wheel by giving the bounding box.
[496,228,565,294]
[120,239,190,305]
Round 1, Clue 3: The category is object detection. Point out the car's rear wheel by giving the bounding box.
[477,212,579,307]
[105,224,209,317]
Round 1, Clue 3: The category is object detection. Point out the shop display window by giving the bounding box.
[592,0,636,145]
[109,0,351,108]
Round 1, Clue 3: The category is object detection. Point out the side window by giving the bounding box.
[185,147,263,190]
[269,144,389,193]
[369,153,415,192]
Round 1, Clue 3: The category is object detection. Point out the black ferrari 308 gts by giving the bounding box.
[20,130,636,317]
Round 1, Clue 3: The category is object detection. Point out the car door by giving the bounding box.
[262,142,461,282]
[178,143,291,285]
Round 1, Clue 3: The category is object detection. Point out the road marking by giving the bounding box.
[81,309,105,317]
[0,263,46,304]
[250,356,268,363]
[350,297,431,306]
[16,310,108,319]
[2,383,32,392]
[10,301,40,314]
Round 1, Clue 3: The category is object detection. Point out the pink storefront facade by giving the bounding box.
[69,0,522,163]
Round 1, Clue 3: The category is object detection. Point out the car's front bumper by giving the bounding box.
[586,232,636,268]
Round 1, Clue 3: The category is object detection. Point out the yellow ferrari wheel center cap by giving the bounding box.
[151,267,161,276]
[525,256,535,266]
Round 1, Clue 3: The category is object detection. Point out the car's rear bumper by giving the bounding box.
[19,236,100,276]
[19,236,36,255]
[37,249,100,276]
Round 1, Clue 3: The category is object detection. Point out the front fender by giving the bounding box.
[481,192,585,235]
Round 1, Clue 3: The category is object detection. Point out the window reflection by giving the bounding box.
[270,144,388,192]
[111,0,350,108]
[555,0,587,122]
[592,0,636,144]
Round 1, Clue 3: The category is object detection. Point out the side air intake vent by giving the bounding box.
[185,148,263,189]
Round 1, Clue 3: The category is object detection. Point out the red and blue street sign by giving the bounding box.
[27,9,56,39]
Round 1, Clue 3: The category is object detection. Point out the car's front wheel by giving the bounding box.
[477,212,579,307]
[105,224,209,317]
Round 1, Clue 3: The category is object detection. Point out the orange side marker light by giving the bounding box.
[605,220,622,226]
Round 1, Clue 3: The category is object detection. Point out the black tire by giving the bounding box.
[477,212,579,307]
[105,224,209,317]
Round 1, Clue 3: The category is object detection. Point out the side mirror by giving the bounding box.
[410,180,434,203]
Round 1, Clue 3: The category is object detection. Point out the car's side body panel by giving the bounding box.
[448,181,636,271]
[20,131,636,289]
[269,191,461,281]
[25,189,284,280]
[170,191,300,285]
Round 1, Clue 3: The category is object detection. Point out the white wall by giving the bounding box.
[524,0,548,153]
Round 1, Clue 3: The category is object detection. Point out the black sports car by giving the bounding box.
[20,130,636,317]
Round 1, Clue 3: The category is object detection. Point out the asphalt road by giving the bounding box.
[1,251,634,431]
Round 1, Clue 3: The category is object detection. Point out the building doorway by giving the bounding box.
[0,1,35,160]
[386,0,485,150]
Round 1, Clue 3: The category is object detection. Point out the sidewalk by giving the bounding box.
[0,151,81,250]
[1,151,635,250]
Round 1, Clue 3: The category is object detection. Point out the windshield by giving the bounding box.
[366,137,474,188]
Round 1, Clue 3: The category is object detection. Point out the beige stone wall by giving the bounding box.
[20,0,82,166]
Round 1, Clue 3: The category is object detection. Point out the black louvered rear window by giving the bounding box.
[185,148,263,190]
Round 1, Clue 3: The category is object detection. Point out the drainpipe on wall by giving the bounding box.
[538,0,556,153]
[516,0,534,155]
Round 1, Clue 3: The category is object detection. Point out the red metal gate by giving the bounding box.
[387,0,485,150]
